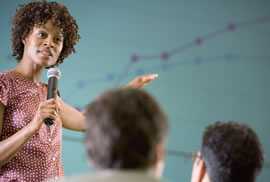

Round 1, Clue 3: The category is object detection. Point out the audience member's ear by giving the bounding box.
[191,152,207,182]
[153,143,165,177]
[156,143,165,163]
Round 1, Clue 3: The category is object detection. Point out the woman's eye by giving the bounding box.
[37,32,46,38]
[55,37,62,42]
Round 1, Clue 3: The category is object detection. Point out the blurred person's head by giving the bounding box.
[84,88,168,178]
[191,121,263,182]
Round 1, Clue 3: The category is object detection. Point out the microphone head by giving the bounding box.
[47,67,61,79]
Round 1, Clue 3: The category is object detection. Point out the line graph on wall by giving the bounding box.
[63,15,270,169]
[74,16,270,89]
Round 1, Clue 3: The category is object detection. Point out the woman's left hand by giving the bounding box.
[126,74,158,89]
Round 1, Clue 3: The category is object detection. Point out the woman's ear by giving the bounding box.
[22,33,30,45]
[22,37,27,45]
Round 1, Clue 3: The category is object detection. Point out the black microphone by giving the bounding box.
[44,67,61,126]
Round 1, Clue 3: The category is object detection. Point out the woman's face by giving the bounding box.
[22,20,64,67]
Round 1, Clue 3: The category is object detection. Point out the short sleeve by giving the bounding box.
[0,73,10,106]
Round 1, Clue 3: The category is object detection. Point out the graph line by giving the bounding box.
[114,16,270,83]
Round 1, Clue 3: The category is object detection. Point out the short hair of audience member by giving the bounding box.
[84,88,168,170]
[201,121,264,182]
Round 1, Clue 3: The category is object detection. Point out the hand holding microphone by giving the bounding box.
[44,67,61,126]
[31,99,58,131]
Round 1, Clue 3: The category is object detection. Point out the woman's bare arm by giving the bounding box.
[0,99,58,167]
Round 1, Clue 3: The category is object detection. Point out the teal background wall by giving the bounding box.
[1,0,270,181]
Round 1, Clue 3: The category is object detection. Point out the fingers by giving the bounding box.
[127,73,159,89]
[140,74,158,83]
[31,98,61,130]
[54,97,62,113]
[41,109,58,120]
[137,74,158,88]
[40,99,57,110]
[147,73,159,79]
[37,99,59,120]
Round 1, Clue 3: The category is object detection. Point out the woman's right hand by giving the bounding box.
[30,98,59,132]
[0,99,59,166]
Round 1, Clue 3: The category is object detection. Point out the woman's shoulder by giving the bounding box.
[0,70,13,81]
[0,71,14,105]
[0,70,29,83]
[0,70,15,77]
[0,70,30,89]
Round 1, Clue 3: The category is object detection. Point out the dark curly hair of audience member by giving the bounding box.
[201,121,264,182]
[84,88,168,170]
[11,0,80,64]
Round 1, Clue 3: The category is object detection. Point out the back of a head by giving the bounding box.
[201,121,263,182]
[84,88,168,170]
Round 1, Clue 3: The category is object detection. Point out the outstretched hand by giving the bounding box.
[126,74,158,89]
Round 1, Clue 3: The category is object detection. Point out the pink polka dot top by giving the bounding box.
[0,71,64,182]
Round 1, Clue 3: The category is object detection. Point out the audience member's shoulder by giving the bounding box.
[52,171,169,182]
[52,173,103,182]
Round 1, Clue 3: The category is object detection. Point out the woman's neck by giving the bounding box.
[14,61,43,83]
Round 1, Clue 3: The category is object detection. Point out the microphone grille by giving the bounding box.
[47,67,61,79]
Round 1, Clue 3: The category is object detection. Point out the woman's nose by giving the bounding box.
[43,38,54,48]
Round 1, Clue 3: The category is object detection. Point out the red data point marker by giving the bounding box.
[228,23,236,31]
[161,52,169,60]
[195,38,203,45]
[131,54,139,62]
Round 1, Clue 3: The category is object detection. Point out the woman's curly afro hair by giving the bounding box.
[11,0,80,64]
